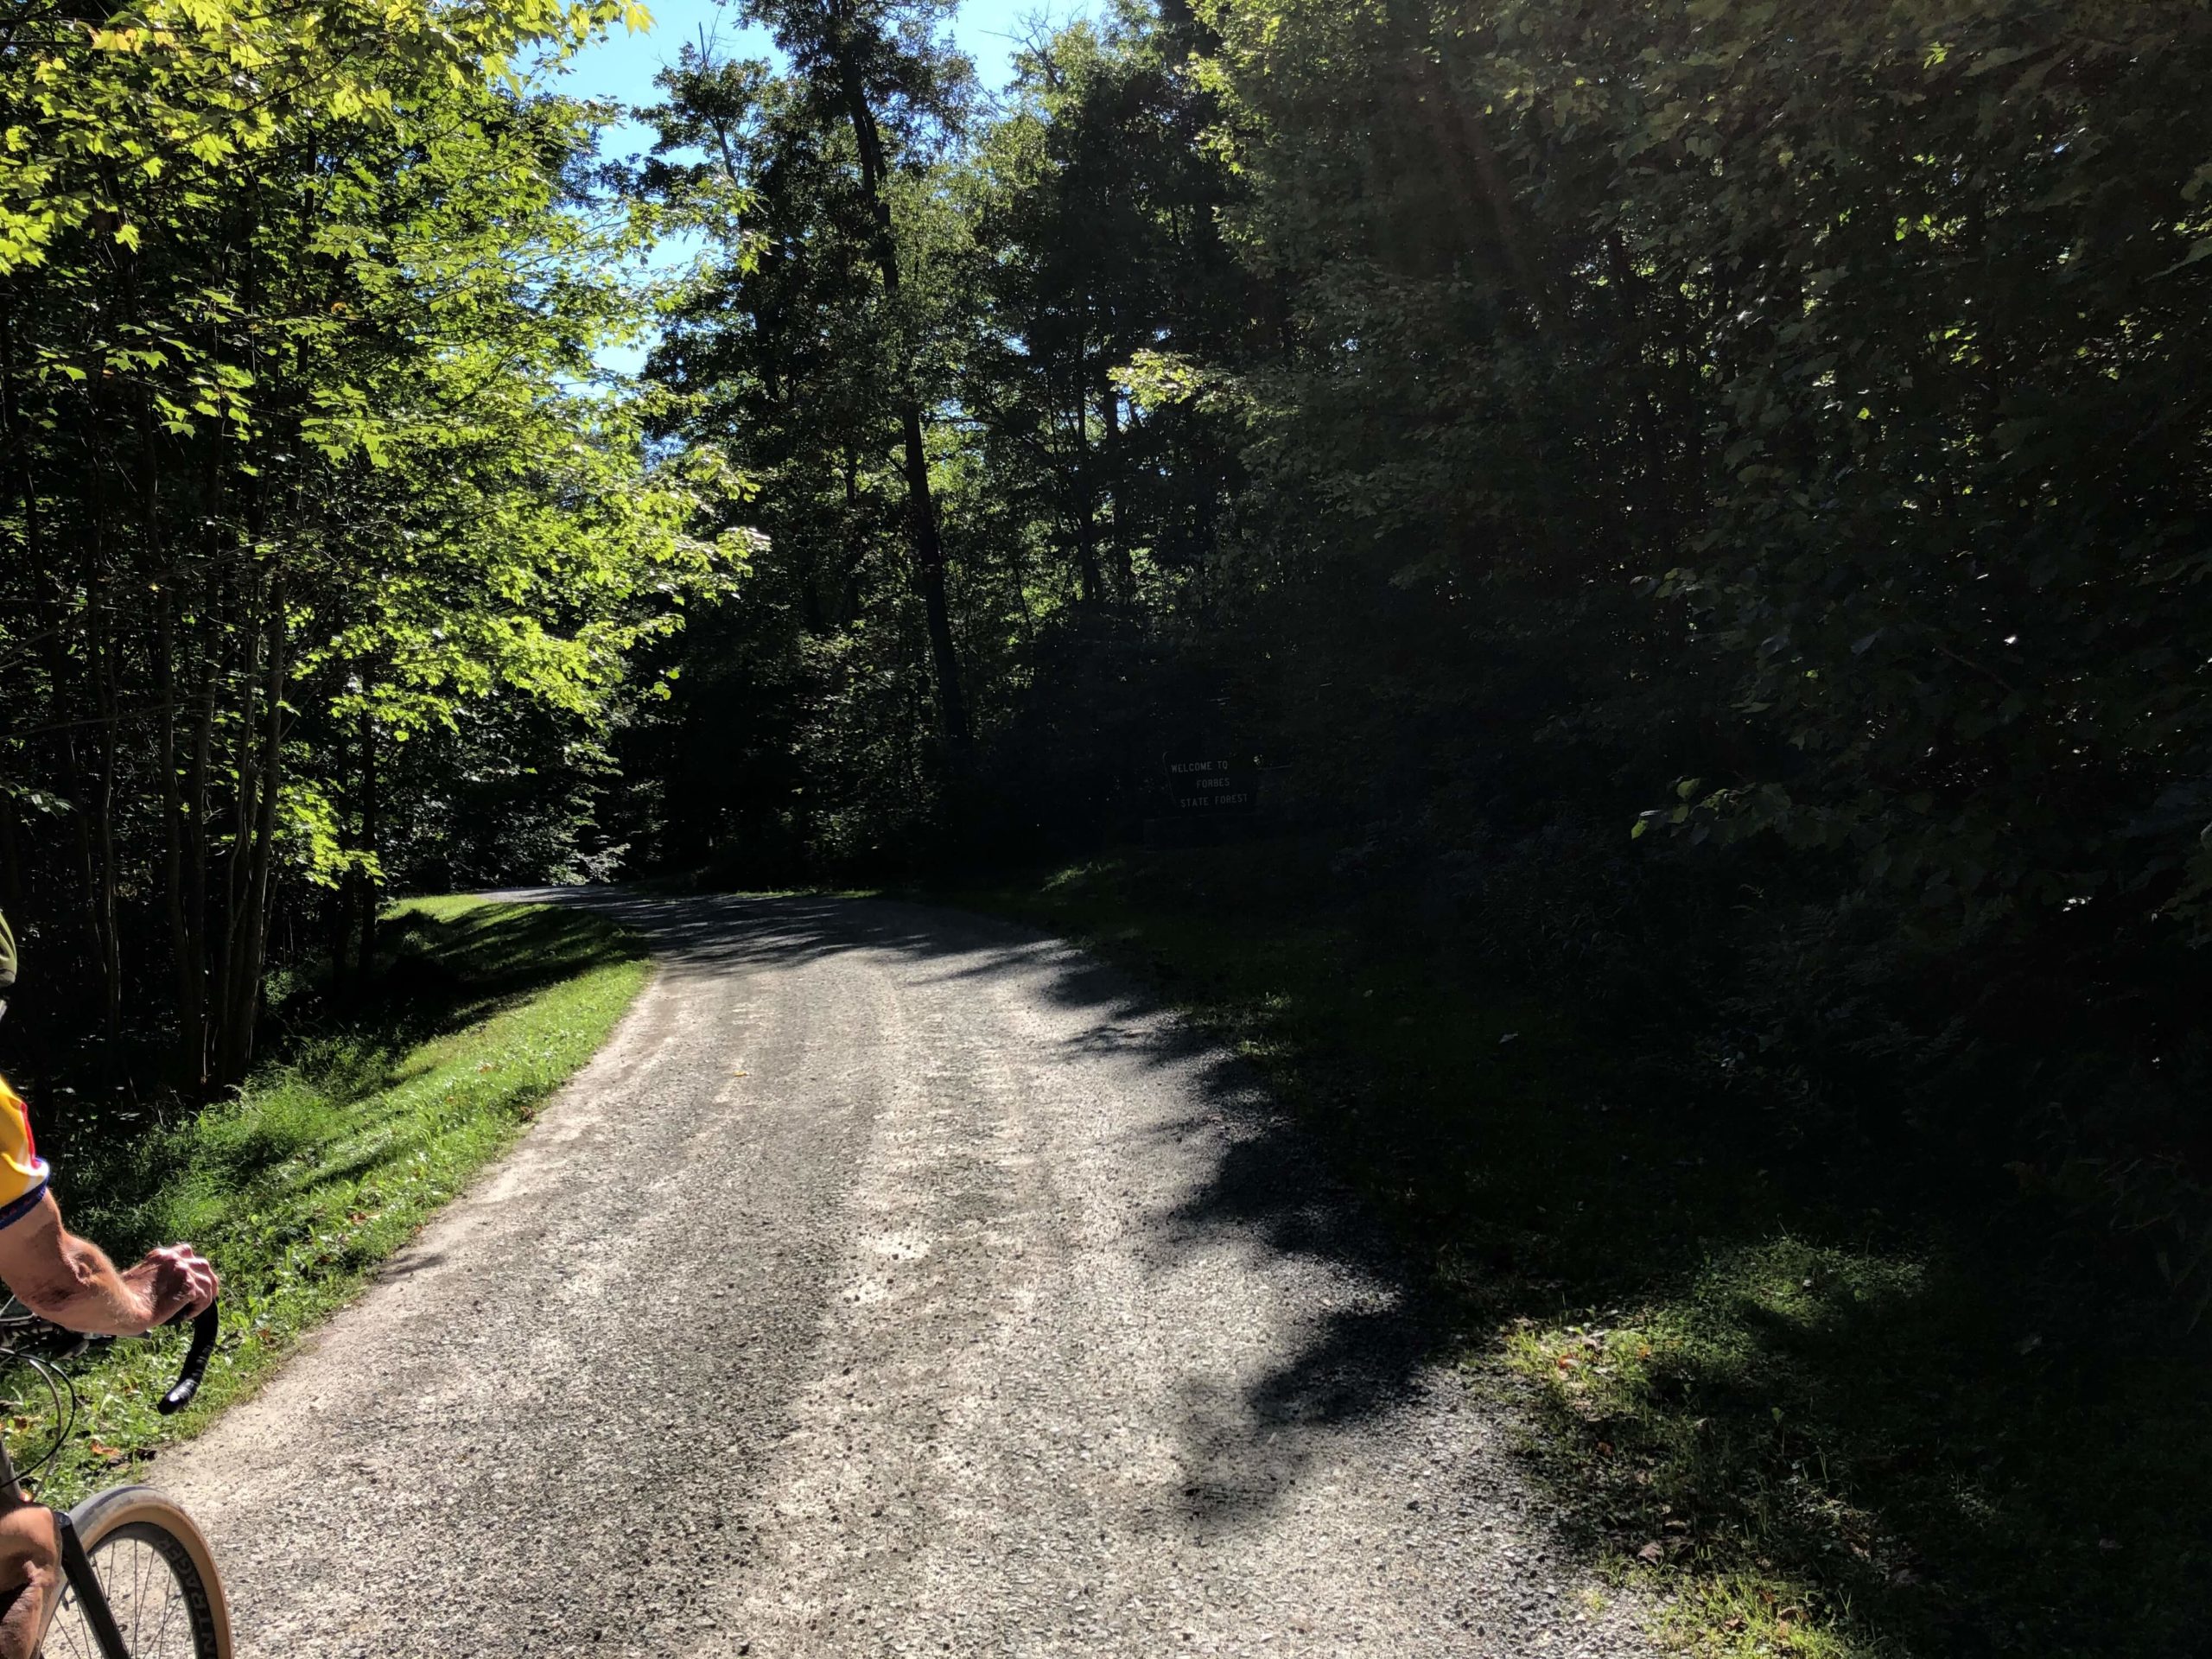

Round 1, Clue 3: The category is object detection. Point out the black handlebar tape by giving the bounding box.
[157,1304,218,1416]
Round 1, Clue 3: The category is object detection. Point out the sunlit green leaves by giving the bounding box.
[0,0,746,1071]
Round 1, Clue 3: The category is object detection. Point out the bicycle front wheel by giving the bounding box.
[41,1485,232,1659]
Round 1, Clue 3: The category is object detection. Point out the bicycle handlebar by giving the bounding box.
[0,1295,219,1414]
[156,1302,218,1416]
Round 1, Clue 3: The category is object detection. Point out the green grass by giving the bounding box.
[941,846,2212,1659]
[3,896,649,1505]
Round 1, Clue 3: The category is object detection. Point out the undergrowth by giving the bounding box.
[945,843,2212,1659]
[0,896,647,1505]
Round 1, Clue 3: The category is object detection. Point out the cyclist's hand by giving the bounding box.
[122,1244,219,1331]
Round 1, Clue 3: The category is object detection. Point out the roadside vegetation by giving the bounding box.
[952,848,2210,1659]
[5,3,2207,1650]
[1,899,647,1506]
[0,0,739,1093]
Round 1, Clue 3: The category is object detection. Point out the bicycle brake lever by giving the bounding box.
[157,1303,218,1416]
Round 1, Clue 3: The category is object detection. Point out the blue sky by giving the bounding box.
[557,0,1066,165]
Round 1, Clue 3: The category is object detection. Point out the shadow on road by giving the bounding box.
[502,885,1449,1538]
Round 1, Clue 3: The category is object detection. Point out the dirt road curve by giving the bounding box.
[162,893,1653,1657]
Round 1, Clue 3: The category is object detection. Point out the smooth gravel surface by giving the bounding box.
[160,892,1655,1657]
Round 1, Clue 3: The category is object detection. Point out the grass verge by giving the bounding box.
[940,847,2210,1659]
[3,895,648,1505]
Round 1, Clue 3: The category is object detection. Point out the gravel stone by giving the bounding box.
[161,893,1657,1657]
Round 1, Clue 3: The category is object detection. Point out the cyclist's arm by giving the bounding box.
[0,1193,213,1337]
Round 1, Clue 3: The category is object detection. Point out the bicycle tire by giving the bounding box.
[39,1485,232,1659]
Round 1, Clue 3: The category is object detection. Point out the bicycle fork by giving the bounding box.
[55,1512,130,1659]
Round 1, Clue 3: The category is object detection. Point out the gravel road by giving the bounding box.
[161,893,1654,1657]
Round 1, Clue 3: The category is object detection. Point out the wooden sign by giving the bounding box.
[1165,751,1256,814]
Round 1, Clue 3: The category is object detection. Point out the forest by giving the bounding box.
[3,0,2210,1652]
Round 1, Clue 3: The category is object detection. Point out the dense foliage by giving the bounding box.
[13,0,2207,1246]
[628,0,2212,1299]
[0,0,740,1084]
[7,2,2209,1649]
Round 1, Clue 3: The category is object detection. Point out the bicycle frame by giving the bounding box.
[54,1510,132,1659]
[0,1305,223,1658]
[0,1439,131,1659]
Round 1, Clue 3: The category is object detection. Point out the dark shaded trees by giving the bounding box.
[634,3,992,863]
[746,0,974,754]
[636,2,2212,1279]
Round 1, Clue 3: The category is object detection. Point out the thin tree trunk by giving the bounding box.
[35,628,105,1021]
[355,708,378,977]
[837,448,867,627]
[836,60,969,755]
[1072,365,1102,605]
[179,651,216,1087]
[92,633,123,1041]
[137,361,209,1081]
[1099,379,1133,598]
[84,519,123,1041]
[0,790,22,919]
[177,435,230,1088]
[327,715,353,993]
[219,593,285,1084]
[213,591,261,1072]
[0,306,35,927]
[215,168,269,1081]
[151,461,194,1072]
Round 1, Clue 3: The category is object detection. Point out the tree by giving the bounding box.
[733,0,975,758]
[633,8,985,865]
[0,0,740,1084]
[963,3,1255,610]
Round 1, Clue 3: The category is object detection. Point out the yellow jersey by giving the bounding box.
[0,1078,50,1230]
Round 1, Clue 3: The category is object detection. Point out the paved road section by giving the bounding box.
[162,893,1653,1657]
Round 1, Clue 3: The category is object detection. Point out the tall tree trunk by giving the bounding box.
[896,397,968,755]
[836,60,969,755]
[151,455,194,1076]
[214,171,268,1082]
[178,651,216,1087]
[141,372,212,1083]
[34,627,105,1022]
[84,526,123,1042]
[212,591,261,1074]
[218,593,285,1084]
[1098,377,1134,598]
[327,715,353,993]
[355,708,378,977]
[1072,359,1103,605]
[176,439,231,1088]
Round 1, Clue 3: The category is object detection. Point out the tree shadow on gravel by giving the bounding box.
[887,854,2212,1659]
[518,876,2212,1657]
[519,886,1481,1551]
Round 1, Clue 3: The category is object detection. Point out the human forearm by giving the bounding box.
[25,1232,161,1336]
[0,1198,213,1337]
